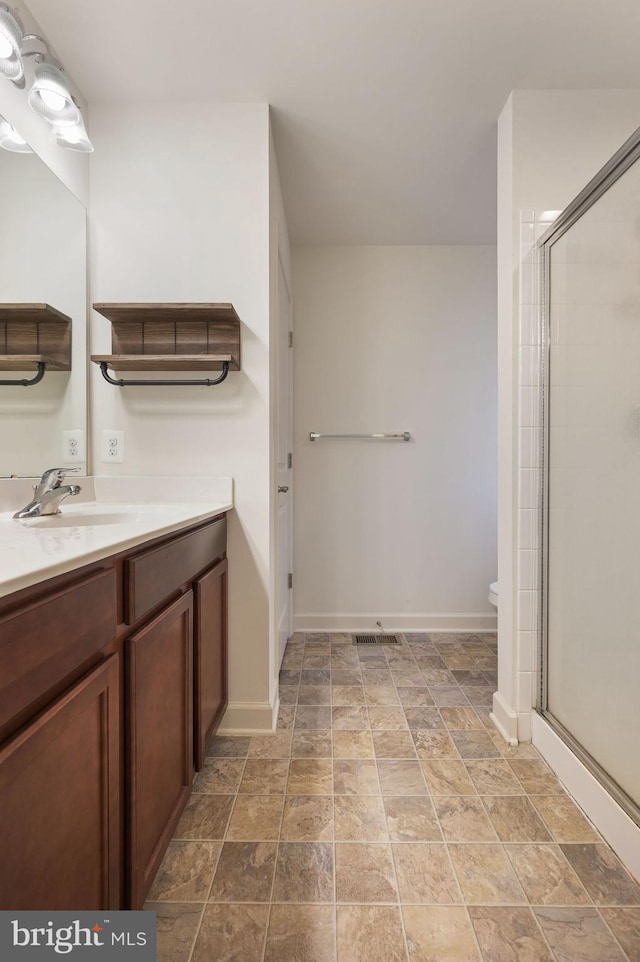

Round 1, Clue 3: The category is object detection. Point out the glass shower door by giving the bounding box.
[543,134,640,820]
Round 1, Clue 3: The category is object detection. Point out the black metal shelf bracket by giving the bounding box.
[0,362,47,387]
[99,360,230,387]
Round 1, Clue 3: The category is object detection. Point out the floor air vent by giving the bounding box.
[353,633,400,645]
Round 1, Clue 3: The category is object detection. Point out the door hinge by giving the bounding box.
[287,452,292,469]
[288,330,293,348]
[288,572,293,589]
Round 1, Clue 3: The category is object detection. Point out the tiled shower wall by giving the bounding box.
[516,210,558,740]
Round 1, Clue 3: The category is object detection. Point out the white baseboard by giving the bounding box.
[294,612,497,632]
[517,711,532,742]
[490,691,519,746]
[533,712,640,883]
[217,699,278,735]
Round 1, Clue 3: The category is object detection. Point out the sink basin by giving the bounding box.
[22,503,182,528]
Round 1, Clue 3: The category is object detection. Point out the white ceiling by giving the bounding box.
[26,0,640,245]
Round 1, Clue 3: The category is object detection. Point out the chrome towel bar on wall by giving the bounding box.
[98,360,230,388]
[309,432,411,441]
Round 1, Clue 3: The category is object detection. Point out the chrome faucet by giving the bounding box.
[13,468,82,519]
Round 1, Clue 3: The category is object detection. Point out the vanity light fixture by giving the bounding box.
[28,60,80,126]
[0,4,92,153]
[0,112,32,151]
[0,3,24,86]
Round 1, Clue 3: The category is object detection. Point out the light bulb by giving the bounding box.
[39,88,67,112]
[63,125,82,144]
[0,34,14,59]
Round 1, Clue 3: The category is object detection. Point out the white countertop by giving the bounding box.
[0,477,233,599]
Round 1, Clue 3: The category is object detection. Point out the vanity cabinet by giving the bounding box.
[0,511,228,911]
[0,655,120,911]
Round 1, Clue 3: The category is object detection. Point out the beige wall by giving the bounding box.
[88,102,277,731]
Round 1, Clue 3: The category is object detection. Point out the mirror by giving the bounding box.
[0,143,86,477]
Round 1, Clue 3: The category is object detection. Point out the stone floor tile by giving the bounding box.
[530,795,599,843]
[145,903,204,962]
[206,735,251,758]
[191,903,269,962]
[383,796,442,842]
[448,843,526,904]
[298,685,332,705]
[147,840,221,902]
[295,705,333,729]
[372,730,417,759]
[337,905,407,962]
[174,794,234,840]
[332,685,366,706]
[272,842,335,902]
[483,795,552,842]
[534,907,627,962]
[281,795,334,841]
[291,729,333,757]
[463,758,525,795]
[392,843,462,904]
[505,843,591,905]
[377,758,429,795]
[287,758,333,794]
[332,730,375,758]
[333,758,380,795]
[335,841,398,902]
[238,758,289,794]
[600,907,640,962]
[332,706,371,730]
[469,905,554,962]
[225,795,284,841]
[247,731,293,759]
[421,759,476,795]
[334,794,389,841]
[403,905,480,962]
[412,729,459,759]
[559,843,640,905]
[208,841,276,901]
[193,758,245,794]
[265,904,336,962]
[434,796,498,842]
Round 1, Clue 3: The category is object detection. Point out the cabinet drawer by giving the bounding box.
[0,568,117,732]
[125,516,226,625]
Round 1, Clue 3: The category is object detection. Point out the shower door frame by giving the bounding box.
[538,125,640,828]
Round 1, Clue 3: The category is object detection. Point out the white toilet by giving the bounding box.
[488,581,498,608]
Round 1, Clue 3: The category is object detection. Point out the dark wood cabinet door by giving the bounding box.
[126,591,193,908]
[194,558,228,770]
[0,655,120,910]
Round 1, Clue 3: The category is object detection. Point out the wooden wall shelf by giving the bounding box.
[92,354,233,372]
[0,303,72,373]
[90,303,241,374]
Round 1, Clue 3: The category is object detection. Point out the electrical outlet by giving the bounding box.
[101,429,125,463]
[62,430,85,462]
